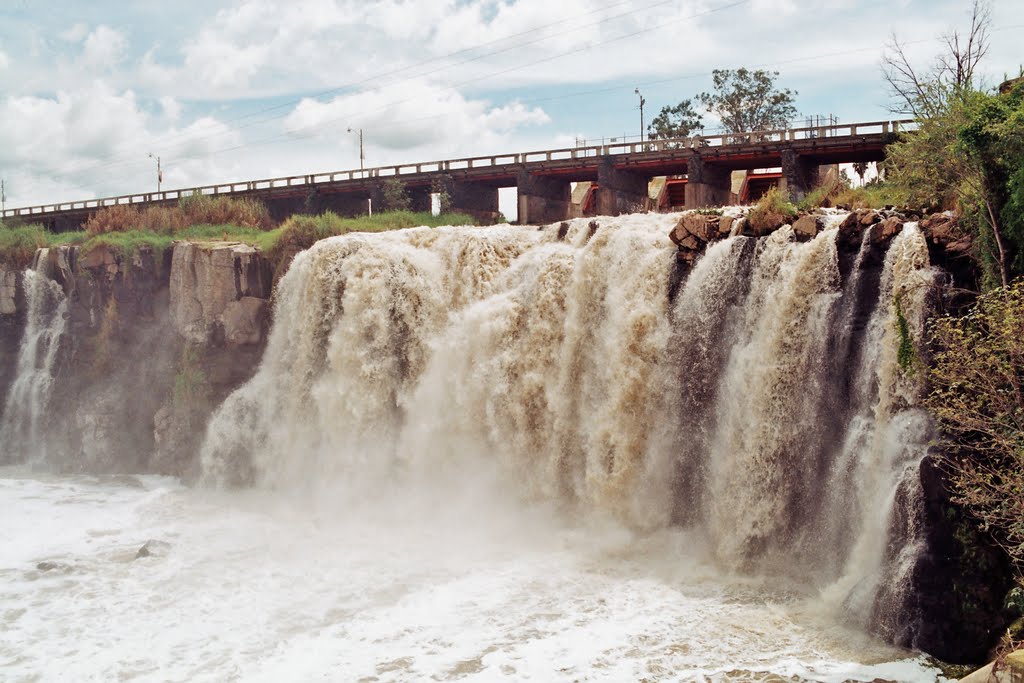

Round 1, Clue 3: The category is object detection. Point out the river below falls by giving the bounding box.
[0,468,947,682]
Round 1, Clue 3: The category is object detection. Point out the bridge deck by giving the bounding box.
[2,120,911,225]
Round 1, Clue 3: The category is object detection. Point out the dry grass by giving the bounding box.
[84,194,272,237]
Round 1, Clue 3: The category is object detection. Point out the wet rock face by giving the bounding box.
[0,266,25,417]
[170,242,272,346]
[0,267,17,315]
[875,455,1014,664]
[4,242,272,476]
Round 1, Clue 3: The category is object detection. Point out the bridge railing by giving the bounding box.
[1,119,914,220]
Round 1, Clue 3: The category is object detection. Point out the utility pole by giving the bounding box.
[1,179,5,215]
[347,127,364,170]
[635,88,646,143]
[148,153,163,192]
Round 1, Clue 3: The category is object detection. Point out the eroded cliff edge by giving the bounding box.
[0,240,271,478]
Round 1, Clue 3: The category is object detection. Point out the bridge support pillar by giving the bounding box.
[684,156,731,208]
[435,175,499,223]
[517,170,570,224]
[596,158,649,215]
[780,149,818,202]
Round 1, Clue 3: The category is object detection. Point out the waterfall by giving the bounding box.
[199,215,936,633]
[0,249,69,464]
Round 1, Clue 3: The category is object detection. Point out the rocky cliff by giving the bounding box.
[0,240,272,477]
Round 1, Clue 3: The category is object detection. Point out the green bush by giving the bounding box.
[0,225,52,268]
[747,186,797,234]
[928,279,1024,569]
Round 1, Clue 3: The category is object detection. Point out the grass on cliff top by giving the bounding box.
[797,178,909,212]
[0,224,86,268]
[748,186,798,233]
[1,210,477,275]
[266,210,477,280]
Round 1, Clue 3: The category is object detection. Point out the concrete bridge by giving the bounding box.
[2,120,911,230]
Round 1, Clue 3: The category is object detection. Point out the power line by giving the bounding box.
[34,0,751,188]
[34,0,695,181]
[13,18,1023,205]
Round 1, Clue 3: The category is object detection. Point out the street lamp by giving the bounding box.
[635,88,646,143]
[347,128,364,170]
[148,153,163,193]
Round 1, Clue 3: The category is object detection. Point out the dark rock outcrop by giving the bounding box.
[874,455,1014,664]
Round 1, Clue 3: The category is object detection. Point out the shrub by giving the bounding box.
[747,186,797,233]
[928,279,1024,568]
[797,176,845,212]
[0,225,52,268]
[379,178,412,212]
[84,194,272,237]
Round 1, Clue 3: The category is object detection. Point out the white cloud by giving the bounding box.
[59,23,89,44]
[283,79,550,157]
[82,25,128,69]
[0,83,242,206]
[0,51,8,70]
[160,96,182,122]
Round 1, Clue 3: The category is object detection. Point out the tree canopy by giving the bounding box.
[647,68,798,139]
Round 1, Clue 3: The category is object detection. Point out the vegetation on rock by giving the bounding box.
[747,186,798,234]
[84,193,272,236]
[0,225,84,268]
[928,280,1024,568]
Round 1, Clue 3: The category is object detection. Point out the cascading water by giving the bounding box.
[0,249,68,464]
[200,215,936,634]
[1,214,952,681]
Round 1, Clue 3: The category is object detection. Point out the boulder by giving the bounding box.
[959,650,1024,682]
[718,215,735,237]
[673,212,719,243]
[748,211,789,237]
[134,539,171,560]
[791,214,821,240]
[859,210,881,226]
[677,234,701,251]
[877,216,904,242]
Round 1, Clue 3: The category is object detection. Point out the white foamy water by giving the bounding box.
[0,468,945,682]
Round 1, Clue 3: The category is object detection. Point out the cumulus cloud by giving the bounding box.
[82,25,128,69]
[0,83,241,206]
[59,23,90,44]
[283,80,550,158]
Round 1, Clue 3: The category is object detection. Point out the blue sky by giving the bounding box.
[0,0,1021,211]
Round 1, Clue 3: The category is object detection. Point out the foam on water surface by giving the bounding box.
[0,470,945,682]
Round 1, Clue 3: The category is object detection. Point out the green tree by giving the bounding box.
[647,99,703,139]
[956,84,1024,288]
[883,0,1024,289]
[696,68,797,134]
[379,178,411,212]
[648,68,797,140]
